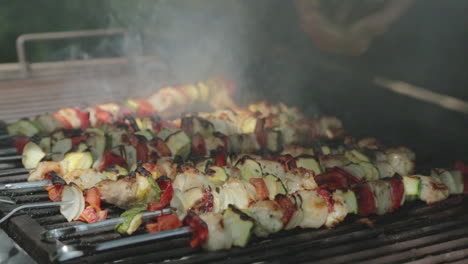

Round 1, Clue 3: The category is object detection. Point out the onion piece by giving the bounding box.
[60,185,85,222]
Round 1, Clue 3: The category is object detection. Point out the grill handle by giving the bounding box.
[16,28,129,78]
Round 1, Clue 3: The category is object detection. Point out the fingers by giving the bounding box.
[350,0,416,37]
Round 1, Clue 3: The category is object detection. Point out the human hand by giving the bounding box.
[295,0,415,55]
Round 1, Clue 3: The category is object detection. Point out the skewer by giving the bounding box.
[0,155,24,162]
[41,208,172,242]
[0,180,51,191]
[0,135,10,140]
[52,226,192,262]
[0,200,73,224]
[0,196,16,204]
[0,151,60,162]
[0,168,32,176]
[0,147,17,155]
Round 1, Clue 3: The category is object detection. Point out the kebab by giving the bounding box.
[39,149,464,226]
[116,167,465,251]
[4,78,237,138]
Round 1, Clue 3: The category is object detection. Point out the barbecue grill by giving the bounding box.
[1,2,468,262]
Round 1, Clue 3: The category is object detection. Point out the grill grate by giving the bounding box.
[0,163,467,264]
[0,73,467,263]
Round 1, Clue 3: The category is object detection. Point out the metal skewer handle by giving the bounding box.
[0,180,51,191]
[0,200,73,224]
[41,208,172,242]
[0,155,24,162]
[52,226,192,262]
[0,169,32,176]
[0,147,17,155]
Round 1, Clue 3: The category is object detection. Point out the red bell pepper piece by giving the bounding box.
[45,184,65,202]
[149,138,172,157]
[191,133,206,157]
[249,178,269,201]
[12,136,30,155]
[184,212,208,248]
[388,176,405,212]
[254,117,267,148]
[352,184,376,216]
[99,150,126,171]
[332,167,362,185]
[275,194,297,226]
[277,155,296,172]
[146,213,183,233]
[317,188,334,213]
[94,107,113,125]
[213,148,227,167]
[73,108,90,130]
[147,178,173,212]
[315,169,349,190]
[84,187,101,208]
[136,141,149,163]
[134,99,154,116]
[71,135,87,147]
[77,206,108,223]
[53,112,73,129]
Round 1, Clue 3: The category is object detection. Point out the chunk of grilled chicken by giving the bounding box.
[96,177,138,209]
[199,213,233,251]
[249,200,284,237]
[172,165,209,192]
[294,190,328,229]
[28,161,62,182]
[325,191,348,228]
[62,169,107,190]
[278,168,317,193]
[379,147,416,176]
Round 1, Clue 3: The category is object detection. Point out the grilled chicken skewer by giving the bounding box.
[3,102,344,176]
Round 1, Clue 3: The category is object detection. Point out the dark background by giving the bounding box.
[0,0,467,165]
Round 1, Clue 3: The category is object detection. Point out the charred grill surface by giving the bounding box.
[0,165,467,264]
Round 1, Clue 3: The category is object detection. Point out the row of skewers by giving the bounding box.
[0,78,466,260]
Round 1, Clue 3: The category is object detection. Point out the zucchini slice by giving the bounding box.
[192,118,215,138]
[335,189,358,215]
[359,161,380,181]
[345,149,370,163]
[266,129,282,153]
[51,138,72,161]
[115,207,146,235]
[39,137,52,154]
[7,120,40,137]
[223,205,254,247]
[403,175,421,201]
[61,152,94,174]
[295,155,322,174]
[166,131,191,160]
[22,142,46,169]
[449,170,464,194]
[236,157,263,181]
[35,114,62,133]
[263,174,287,200]
[135,130,154,140]
[102,165,129,180]
[86,134,106,161]
[206,166,229,186]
